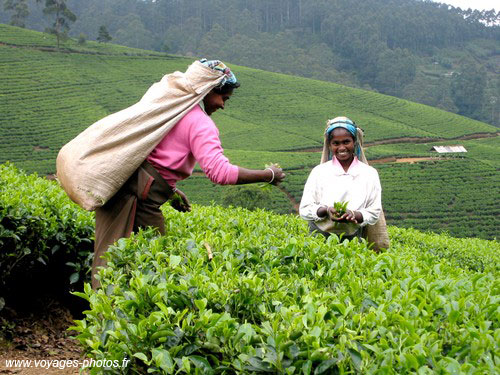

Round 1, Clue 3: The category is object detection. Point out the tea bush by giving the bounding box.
[73,205,499,374]
[0,163,94,304]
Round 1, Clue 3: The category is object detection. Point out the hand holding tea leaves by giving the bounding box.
[259,163,285,190]
[170,188,191,212]
[328,201,358,223]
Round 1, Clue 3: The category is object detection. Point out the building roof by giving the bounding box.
[430,145,467,153]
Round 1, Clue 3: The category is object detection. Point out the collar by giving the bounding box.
[331,156,361,176]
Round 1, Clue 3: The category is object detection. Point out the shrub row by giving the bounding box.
[0,163,94,306]
[73,205,499,374]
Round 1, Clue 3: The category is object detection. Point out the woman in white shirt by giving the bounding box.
[299,116,382,239]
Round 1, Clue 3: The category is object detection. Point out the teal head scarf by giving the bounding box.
[325,116,361,159]
[326,117,357,139]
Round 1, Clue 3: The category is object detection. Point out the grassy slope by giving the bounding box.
[0,24,498,239]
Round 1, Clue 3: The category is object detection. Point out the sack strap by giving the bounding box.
[140,160,174,199]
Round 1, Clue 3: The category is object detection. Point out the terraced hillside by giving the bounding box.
[1,24,498,239]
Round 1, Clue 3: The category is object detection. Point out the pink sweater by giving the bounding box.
[146,105,239,187]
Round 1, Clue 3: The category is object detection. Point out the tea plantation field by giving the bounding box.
[76,207,499,374]
[1,23,499,240]
[2,164,499,374]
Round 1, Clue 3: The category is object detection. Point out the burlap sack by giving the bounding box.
[320,127,390,251]
[56,61,225,211]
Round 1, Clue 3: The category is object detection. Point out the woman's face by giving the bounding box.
[203,89,233,116]
[329,128,355,163]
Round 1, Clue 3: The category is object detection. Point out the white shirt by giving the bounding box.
[299,157,382,232]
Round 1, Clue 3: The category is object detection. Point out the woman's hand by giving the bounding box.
[338,209,358,223]
[327,207,359,223]
[171,188,191,212]
[268,165,286,185]
[332,208,362,223]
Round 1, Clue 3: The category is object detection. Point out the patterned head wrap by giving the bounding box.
[325,116,357,140]
[324,116,362,160]
[199,58,238,88]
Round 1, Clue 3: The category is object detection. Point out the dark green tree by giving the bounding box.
[97,25,112,43]
[4,0,29,28]
[451,60,487,119]
[113,14,154,50]
[39,0,77,49]
[77,32,86,45]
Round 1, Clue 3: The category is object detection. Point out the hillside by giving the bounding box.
[3,0,499,126]
[0,23,498,239]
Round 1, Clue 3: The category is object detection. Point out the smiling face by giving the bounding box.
[202,89,233,116]
[328,128,355,164]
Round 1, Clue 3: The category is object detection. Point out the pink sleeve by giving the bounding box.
[188,118,239,185]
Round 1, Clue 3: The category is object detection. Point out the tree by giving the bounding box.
[451,60,487,119]
[4,0,29,28]
[198,23,229,58]
[39,0,77,49]
[97,25,112,43]
[77,32,86,45]
[114,14,154,50]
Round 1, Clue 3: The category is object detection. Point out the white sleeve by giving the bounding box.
[358,170,382,226]
[299,168,325,221]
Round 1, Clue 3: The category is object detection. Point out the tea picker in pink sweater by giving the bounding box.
[92,59,285,288]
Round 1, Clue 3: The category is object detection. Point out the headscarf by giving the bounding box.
[199,58,238,88]
[320,116,365,163]
[325,116,357,140]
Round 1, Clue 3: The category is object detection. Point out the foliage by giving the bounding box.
[72,204,499,374]
[3,0,29,28]
[2,22,495,175]
[39,0,76,49]
[277,156,499,241]
[389,227,500,273]
[96,25,111,43]
[332,201,348,217]
[451,60,487,119]
[3,0,497,124]
[0,24,498,241]
[177,176,294,216]
[376,160,499,240]
[77,31,85,45]
[0,163,94,306]
[222,185,274,211]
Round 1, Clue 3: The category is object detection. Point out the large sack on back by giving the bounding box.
[56,61,224,211]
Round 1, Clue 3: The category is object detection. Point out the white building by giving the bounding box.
[430,145,467,153]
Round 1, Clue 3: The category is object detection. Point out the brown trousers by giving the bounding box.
[91,161,173,289]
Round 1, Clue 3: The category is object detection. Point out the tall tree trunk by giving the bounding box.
[298,0,302,26]
[56,6,60,49]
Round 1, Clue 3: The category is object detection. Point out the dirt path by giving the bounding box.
[368,156,445,164]
[0,300,84,375]
[277,185,299,212]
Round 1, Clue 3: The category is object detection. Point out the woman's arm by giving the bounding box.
[190,118,286,186]
[236,165,285,185]
[190,120,285,185]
